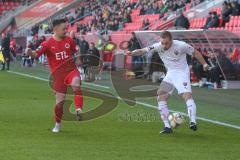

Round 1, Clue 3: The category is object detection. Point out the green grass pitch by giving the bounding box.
[0,63,239,160]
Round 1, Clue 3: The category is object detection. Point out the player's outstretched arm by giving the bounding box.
[193,49,209,71]
[25,48,38,58]
[126,48,147,56]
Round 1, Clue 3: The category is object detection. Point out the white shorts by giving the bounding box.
[161,69,192,94]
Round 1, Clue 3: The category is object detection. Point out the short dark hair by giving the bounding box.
[52,19,67,27]
[213,12,218,16]
[160,31,172,40]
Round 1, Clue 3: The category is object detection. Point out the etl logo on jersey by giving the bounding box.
[55,51,69,60]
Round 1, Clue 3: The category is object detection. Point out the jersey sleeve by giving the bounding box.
[143,43,161,53]
[35,41,48,57]
[182,42,195,56]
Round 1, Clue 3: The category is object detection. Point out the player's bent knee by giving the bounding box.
[182,92,193,101]
[71,77,81,87]
[157,91,169,101]
[55,93,66,106]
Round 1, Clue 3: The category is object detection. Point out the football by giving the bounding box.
[168,113,185,128]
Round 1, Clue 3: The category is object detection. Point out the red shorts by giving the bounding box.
[52,69,80,94]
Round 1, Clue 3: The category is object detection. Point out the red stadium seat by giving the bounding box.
[229,20,234,27]
[125,22,143,27]
[225,27,233,31]
[131,9,140,16]
[233,19,238,27]
[1,6,5,10]
[190,18,207,29]
[123,24,142,31]
[237,20,240,27]
[149,21,164,30]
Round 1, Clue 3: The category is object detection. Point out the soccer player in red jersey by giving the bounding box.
[26,19,83,133]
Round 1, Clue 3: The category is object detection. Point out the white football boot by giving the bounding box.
[52,123,61,133]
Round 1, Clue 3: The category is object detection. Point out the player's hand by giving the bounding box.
[126,51,132,56]
[203,63,210,71]
[25,48,32,56]
[75,58,82,67]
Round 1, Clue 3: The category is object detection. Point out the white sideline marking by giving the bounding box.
[135,101,240,130]
[7,71,49,82]
[7,70,110,89]
[7,70,240,130]
[86,82,110,89]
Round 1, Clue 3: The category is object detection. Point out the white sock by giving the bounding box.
[186,99,197,123]
[55,123,61,127]
[158,101,171,128]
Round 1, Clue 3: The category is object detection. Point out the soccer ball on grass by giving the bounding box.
[168,112,184,128]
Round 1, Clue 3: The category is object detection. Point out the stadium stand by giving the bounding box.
[190,1,240,34]
[0,0,34,17]
[15,0,74,30]
[73,0,199,34]
[2,0,240,89]
[25,0,205,36]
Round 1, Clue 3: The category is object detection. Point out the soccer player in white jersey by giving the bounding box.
[127,31,209,134]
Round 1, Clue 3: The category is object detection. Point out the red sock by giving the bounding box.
[74,88,83,109]
[54,105,63,123]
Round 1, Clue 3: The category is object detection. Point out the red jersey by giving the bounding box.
[36,36,77,73]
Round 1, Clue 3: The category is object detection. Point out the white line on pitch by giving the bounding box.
[7,70,240,130]
[7,70,110,89]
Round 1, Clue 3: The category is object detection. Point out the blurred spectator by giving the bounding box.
[222,1,232,23]
[10,37,17,58]
[101,35,116,69]
[70,31,80,47]
[28,0,199,36]
[127,32,141,51]
[31,25,39,36]
[22,52,32,67]
[88,42,100,67]
[127,32,142,73]
[217,49,236,81]
[206,50,222,89]
[1,33,11,71]
[143,19,150,30]
[174,12,190,29]
[192,49,209,87]
[79,36,89,55]
[205,12,220,29]
[229,48,240,64]
[82,42,100,74]
[203,12,213,29]
[191,48,237,89]
[230,1,240,16]
[149,52,165,83]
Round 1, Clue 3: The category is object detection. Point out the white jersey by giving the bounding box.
[144,40,194,71]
